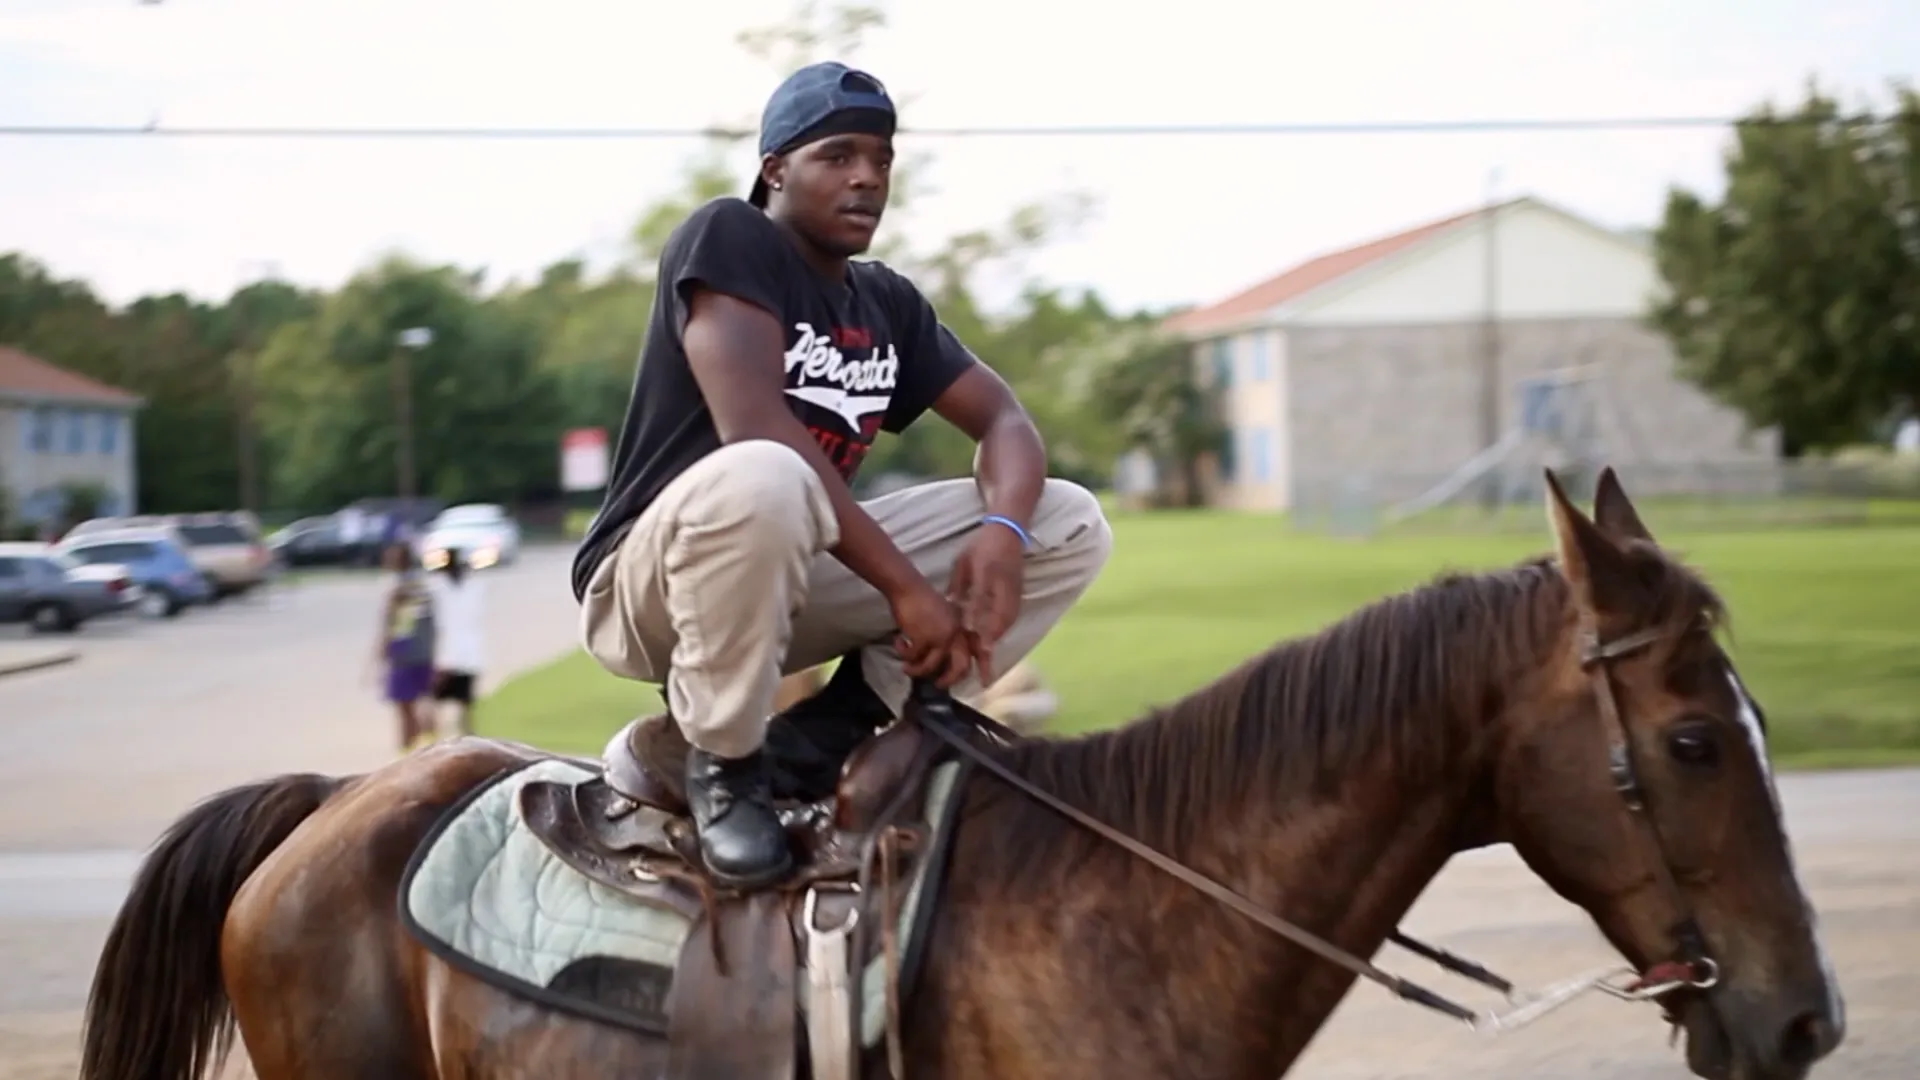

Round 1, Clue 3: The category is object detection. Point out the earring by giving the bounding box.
[771,182,783,190]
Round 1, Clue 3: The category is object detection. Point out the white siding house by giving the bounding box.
[0,346,144,529]
[1163,195,1774,512]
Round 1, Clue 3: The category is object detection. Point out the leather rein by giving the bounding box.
[909,622,1720,1033]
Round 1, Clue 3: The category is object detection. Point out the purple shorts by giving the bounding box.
[386,662,434,703]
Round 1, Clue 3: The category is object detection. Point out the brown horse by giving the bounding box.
[79,470,1844,1080]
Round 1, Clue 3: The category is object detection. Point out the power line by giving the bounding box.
[0,114,1835,141]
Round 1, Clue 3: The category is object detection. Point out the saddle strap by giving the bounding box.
[664,892,798,1080]
[804,891,858,1080]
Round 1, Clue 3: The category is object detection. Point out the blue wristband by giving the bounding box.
[980,514,1032,549]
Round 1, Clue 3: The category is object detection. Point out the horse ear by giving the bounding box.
[1591,466,1655,545]
[1544,468,1630,615]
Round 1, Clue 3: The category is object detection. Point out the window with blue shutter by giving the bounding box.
[27,408,53,452]
[1212,338,1233,388]
[1252,427,1273,483]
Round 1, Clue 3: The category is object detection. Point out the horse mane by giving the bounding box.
[972,542,1724,879]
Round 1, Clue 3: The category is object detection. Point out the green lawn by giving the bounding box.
[479,511,1920,769]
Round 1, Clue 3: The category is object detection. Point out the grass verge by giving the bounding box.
[477,512,1920,770]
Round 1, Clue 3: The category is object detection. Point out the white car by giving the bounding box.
[418,504,521,571]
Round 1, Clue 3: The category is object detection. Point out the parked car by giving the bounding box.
[339,497,448,565]
[65,511,271,598]
[268,515,357,568]
[418,503,522,571]
[57,529,214,618]
[174,512,272,597]
[0,542,140,632]
[64,514,171,540]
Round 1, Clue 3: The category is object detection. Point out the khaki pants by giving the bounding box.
[580,439,1113,758]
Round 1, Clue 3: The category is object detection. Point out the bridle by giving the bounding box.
[1579,622,1721,1007]
[909,620,1721,1034]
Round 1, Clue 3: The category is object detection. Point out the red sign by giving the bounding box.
[561,427,609,491]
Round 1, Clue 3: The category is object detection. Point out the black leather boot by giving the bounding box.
[684,746,793,890]
[762,655,897,802]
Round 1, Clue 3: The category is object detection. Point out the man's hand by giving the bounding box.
[947,525,1025,686]
[926,364,1044,688]
[889,577,972,688]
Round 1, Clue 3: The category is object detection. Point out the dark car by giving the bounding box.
[0,543,139,632]
[336,498,447,565]
[58,530,215,618]
[268,516,348,568]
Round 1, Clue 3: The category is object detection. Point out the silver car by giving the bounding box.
[67,512,271,597]
[0,543,142,632]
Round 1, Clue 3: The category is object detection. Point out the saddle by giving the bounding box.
[520,688,1001,1080]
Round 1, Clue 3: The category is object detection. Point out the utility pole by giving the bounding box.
[1478,167,1503,511]
[232,349,260,511]
[394,327,432,501]
[232,259,279,513]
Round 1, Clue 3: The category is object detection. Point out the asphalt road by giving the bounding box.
[0,547,1913,1078]
[0,546,587,853]
[1292,768,1920,1079]
[0,546,601,1078]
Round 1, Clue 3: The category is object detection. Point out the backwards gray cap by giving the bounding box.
[748,61,897,208]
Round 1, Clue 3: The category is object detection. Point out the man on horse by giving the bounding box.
[572,61,1114,891]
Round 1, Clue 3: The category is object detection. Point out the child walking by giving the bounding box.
[375,542,438,752]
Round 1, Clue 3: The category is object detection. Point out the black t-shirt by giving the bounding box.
[571,197,978,601]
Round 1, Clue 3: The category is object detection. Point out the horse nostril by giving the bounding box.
[1778,1010,1835,1067]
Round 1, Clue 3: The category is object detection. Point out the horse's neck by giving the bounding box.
[917,670,1514,1076]
[1243,764,1477,1073]
[952,750,1478,1077]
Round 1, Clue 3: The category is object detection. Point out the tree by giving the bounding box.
[0,254,320,514]
[252,257,562,510]
[1649,81,1920,453]
[56,480,111,527]
[216,278,321,510]
[116,293,242,512]
[1077,322,1224,506]
[0,0,1162,525]
[0,254,131,404]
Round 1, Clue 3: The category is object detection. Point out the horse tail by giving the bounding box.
[79,771,349,1080]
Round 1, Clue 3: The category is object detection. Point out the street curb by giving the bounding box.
[0,650,79,679]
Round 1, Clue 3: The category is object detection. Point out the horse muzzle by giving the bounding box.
[1676,983,1844,1080]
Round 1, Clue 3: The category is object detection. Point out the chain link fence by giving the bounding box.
[1290,455,1920,536]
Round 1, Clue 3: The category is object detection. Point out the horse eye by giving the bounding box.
[1667,726,1721,767]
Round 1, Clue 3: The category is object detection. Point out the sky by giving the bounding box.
[0,0,1914,315]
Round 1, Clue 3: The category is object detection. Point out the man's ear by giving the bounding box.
[1544,468,1633,618]
[1591,466,1655,545]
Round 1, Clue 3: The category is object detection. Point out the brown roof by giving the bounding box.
[0,346,141,407]
[1164,202,1505,337]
